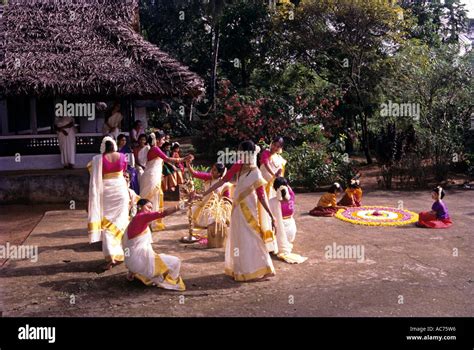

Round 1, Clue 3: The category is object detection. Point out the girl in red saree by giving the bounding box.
[417,186,453,229]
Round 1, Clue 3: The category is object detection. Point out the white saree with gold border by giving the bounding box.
[225,166,275,281]
[123,228,185,291]
[87,155,129,262]
[269,196,307,264]
[139,156,165,231]
[259,152,287,253]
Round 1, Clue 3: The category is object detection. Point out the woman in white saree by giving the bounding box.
[124,198,187,291]
[88,136,129,269]
[197,140,276,282]
[139,131,191,232]
[258,136,287,253]
[270,177,307,264]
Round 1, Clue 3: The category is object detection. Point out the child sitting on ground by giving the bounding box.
[417,186,453,229]
[309,182,344,217]
[338,178,363,207]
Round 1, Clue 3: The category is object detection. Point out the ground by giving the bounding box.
[0,190,473,317]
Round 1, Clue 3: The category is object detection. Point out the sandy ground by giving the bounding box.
[0,189,473,317]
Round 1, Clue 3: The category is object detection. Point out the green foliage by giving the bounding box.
[374,41,473,186]
[190,165,210,192]
[283,133,356,190]
[138,0,473,189]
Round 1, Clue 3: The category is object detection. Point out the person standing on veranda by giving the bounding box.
[102,102,123,140]
[54,115,76,169]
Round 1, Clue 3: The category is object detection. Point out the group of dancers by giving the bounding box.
[87,134,306,291]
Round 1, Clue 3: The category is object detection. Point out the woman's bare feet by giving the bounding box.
[126,272,135,281]
[103,260,123,271]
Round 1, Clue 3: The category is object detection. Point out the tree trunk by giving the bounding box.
[210,24,220,112]
[359,112,373,164]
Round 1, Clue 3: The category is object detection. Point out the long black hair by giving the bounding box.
[137,198,151,211]
[104,140,115,153]
[328,182,342,193]
[272,136,284,147]
[432,186,445,199]
[238,140,256,152]
[273,176,289,199]
[214,162,226,176]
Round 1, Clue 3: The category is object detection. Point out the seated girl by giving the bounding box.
[417,186,453,229]
[309,182,344,217]
[123,198,187,291]
[271,177,307,264]
[338,178,362,207]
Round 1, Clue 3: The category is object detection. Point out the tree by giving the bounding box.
[273,0,409,164]
[376,40,473,182]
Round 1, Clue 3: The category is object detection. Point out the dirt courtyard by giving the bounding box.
[0,189,473,317]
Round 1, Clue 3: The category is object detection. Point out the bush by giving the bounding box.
[283,138,357,191]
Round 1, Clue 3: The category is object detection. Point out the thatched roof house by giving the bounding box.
[0,0,204,98]
[0,0,205,170]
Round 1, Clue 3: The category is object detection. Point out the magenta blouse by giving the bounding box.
[102,153,127,175]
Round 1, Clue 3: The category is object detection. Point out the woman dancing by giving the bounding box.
[197,140,276,282]
[139,131,192,231]
[124,199,187,291]
[88,136,129,269]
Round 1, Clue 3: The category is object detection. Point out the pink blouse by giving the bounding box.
[193,170,230,198]
[260,149,271,165]
[223,162,265,200]
[102,153,127,174]
[280,186,295,218]
[147,146,170,162]
[127,211,165,239]
[193,170,213,181]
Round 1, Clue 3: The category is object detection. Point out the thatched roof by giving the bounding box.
[0,0,204,99]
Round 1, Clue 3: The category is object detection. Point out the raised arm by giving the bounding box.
[152,146,191,164]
